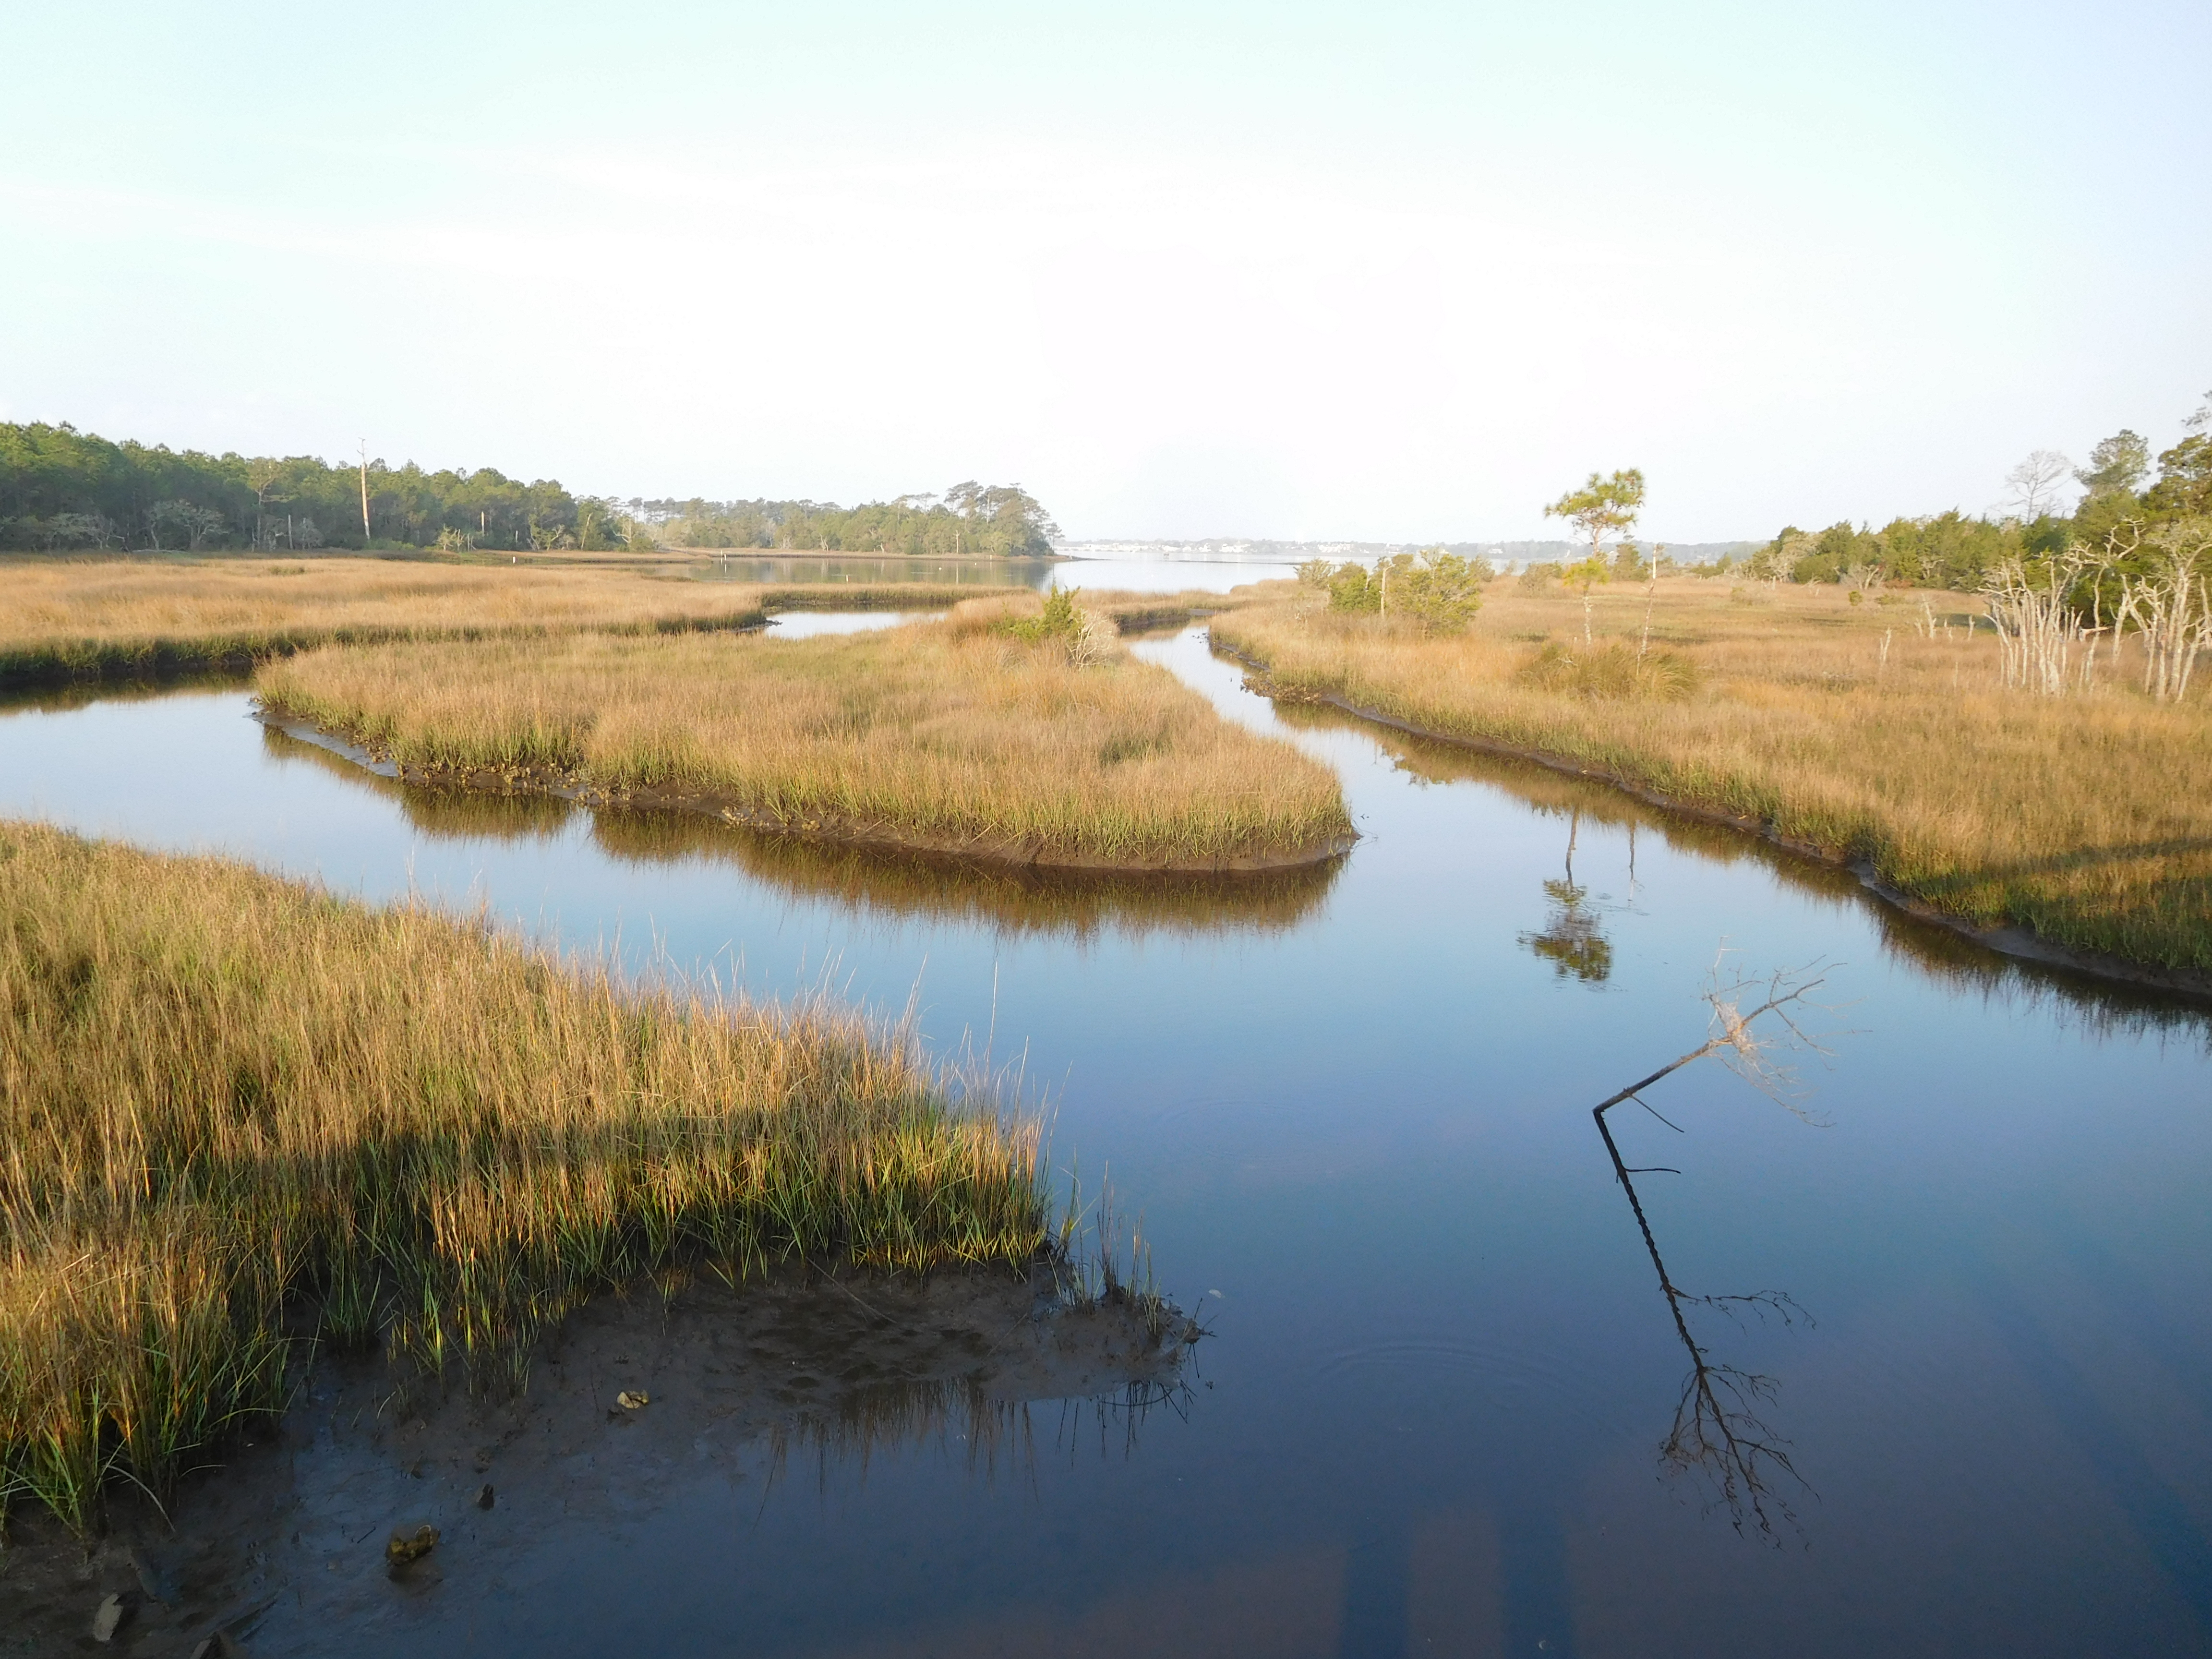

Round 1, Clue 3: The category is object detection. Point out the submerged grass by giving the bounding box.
[0,821,1047,1532]
[1215,581,2212,975]
[257,597,1354,870]
[0,554,1017,686]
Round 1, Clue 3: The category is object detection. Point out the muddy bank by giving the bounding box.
[0,1270,1199,1656]
[255,712,1359,876]
[1221,638,2212,1002]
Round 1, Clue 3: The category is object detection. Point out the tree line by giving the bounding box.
[640,481,1058,559]
[0,422,1060,559]
[0,423,595,553]
[1739,393,2211,592]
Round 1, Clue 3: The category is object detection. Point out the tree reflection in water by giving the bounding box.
[1589,960,1842,1544]
[1522,810,1614,982]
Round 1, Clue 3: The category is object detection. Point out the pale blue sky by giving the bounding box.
[2,1,2205,541]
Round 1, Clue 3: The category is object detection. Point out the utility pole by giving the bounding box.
[358,440,372,544]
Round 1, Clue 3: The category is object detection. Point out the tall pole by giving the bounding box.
[358,440,372,544]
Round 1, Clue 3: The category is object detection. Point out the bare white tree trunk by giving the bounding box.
[1982,547,2095,695]
[2117,528,2212,703]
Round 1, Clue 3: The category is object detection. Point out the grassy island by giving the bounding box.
[0,554,1017,688]
[256,598,1355,871]
[1214,579,2212,979]
[0,821,1048,1530]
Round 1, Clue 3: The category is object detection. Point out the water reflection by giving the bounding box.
[594,809,1344,942]
[0,674,239,715]
[1521,811,1616,983]
[0,1269,1202,1658]
[11,654,2212,1654]
[1590,966,1837,1544]
[263,722,575,840]
[769,1345,1198,1496]
[260,722,1344,941]
[763,609,938,638]
[695,554,1061,589]
[1272,692,2212,1042]
[690,553,1297,597]
[1600,1129,1812,1545]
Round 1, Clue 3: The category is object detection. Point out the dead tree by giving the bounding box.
[2116,524,2212,704]
[1982,547,2098,695]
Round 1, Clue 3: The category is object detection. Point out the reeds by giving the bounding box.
[256,599,1354,870]
[1515,639,1703,700]
[1215,580,2212,973]
[0,554,1017,686]
[0,822,1048,1531]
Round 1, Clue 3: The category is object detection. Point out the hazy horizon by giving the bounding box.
[3,2,2204,544]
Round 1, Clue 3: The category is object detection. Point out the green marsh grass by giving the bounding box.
[0,822,1047,1531]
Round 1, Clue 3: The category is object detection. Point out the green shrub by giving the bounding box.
[1002,586,1085,644]
[1321,550,1486,633]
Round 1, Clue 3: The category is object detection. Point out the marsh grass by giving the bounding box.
[257,597,1353,870]
[1215,580,2212,973]
[1515,640,1703,700]
[0,822,1047,1532]
[0,555,1017,686]
[259,725,1346,938]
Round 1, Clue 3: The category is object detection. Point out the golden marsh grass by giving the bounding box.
[257,598,1355,870]
[0,821,1046,1531]
[0,554,1018,685]
[1214,579,2212,975]
[257,725,1345,940]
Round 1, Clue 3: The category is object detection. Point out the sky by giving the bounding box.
[1,1,2207,543]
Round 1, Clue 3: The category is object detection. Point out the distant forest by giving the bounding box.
[1742,396,2210,591]
[1063,537,1756,565]
[635,484,1058,559]
[0,422,1058,559]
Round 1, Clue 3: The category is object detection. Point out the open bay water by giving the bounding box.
[0,603,2207,1656]
[695,551,1300,594]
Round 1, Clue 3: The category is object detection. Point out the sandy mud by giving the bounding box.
[0,1271,1199,1656]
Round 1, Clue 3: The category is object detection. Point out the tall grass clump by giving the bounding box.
[256,600,1354,870]
[1215,581,2212,974]
[1515,640,1702,700]
[0,822,1047,1532]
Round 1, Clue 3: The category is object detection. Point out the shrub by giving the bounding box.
[999,586,1108,663]
[1322,550,1485,633]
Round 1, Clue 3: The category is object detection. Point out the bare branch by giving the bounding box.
[1587,953,1851,1545]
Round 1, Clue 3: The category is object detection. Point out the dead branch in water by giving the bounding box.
[1590,956,1848,1544]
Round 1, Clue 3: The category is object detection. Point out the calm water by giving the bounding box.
[761,608,937,638]
[696,553,1063,589]
[2,614,2209,1656]
[698,551,1300,594]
